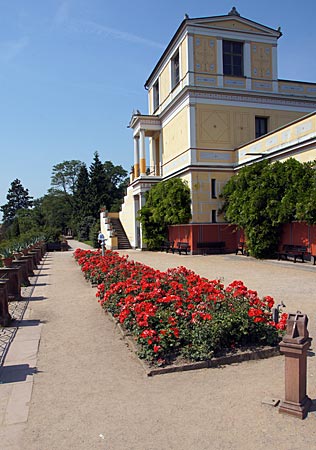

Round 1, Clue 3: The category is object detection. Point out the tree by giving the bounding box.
[73,164,91,218]
[50,160,84,205]
[220,158,316,258]
[103,161,128,212]
[138,178,192,249]
[39,192,73,234]
[1,179,33,225]
[89,151,109,218]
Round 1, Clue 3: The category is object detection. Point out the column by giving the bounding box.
[187,35,195,85]
[134,195,140,248]
[151,138,156,175]
[159,133,163,176]
[272,45,278,93]
[133,136,140,178]
[139,129,146,175]
[139,192,147,249]
[216,38,223,87]
[244,42,252,90]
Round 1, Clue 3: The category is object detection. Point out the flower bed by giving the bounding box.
[74,248,287,366]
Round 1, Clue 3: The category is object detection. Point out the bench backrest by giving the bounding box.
[283,244,307,252]
[197,241,225,248]
[177,242,189,248]
[162,240,173,246]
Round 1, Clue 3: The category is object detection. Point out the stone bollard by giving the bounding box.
[0,281,12,326]
[11,260,30,286]
[0,267,22,300]
[279,312,312,419]
[20,255,35,277]
[28,251,39,270]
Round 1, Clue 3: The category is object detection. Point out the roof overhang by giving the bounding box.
[128,114,161,137]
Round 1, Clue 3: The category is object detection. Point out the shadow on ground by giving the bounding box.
[0,364,40,383]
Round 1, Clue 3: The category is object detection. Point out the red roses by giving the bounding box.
[74,249,286,364]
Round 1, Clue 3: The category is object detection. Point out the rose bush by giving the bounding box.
[74,248,287,365]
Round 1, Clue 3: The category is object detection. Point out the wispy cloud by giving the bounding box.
[0,37,29,63]
[54,1,71,25]
[73,19,165,50]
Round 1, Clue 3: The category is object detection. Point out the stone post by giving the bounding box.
[0,267,22,300]
[12,260,30,286]
[0,281,12,326]
[21,255,35,277]
[279,312,312,419]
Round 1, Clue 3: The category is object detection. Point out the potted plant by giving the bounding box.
[13,243,24,260]
[0,247,15,267]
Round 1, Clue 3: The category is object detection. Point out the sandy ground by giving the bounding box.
[5,243,316,449]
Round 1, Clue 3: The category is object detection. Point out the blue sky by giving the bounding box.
[1,0,316,209]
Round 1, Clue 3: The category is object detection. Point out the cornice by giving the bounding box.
[158,85,316,122]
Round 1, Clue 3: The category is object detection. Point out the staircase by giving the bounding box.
[110,218,132,249]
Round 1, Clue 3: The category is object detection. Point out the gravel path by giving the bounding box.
[5,243,316,449]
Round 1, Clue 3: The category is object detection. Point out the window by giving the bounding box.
[171,51,180,89]
[153,80,159,112]
[211,178,217,199]
[212,210,217,223]
[223,40,243,76]
[255,117,268,138]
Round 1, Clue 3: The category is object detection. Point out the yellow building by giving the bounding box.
[116,8,316,249]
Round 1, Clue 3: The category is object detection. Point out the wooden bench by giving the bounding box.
[277,244,307,263]
[160,241,175,253]
[176,242,190,255]
[236,242,249,256]
[197,241,225,255]
[61,241,69,251]
[46,242,62,252]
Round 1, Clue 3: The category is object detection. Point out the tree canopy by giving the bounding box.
[88,152,128,217]
[50,160,84,197]
[1,178,33,225]
[138,178,192,249]
[0,154,129,244]
[220,158,316,258]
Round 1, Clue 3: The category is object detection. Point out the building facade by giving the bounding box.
[118,8,316,249]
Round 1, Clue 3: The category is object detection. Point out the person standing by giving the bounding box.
[97,230,105,247]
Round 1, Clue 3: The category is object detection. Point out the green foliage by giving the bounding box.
[77,215,96,241]
[50,160,84,197]
[1,179,33,226]
[0,155,128,244]
[89,152,110,218]
[88,153,128,217]
[138,178,192,249]
[220,158,316,258]
[103,161,128,212]
[38,192,73,234]
[73,164,91,218]
[89,221,100,248]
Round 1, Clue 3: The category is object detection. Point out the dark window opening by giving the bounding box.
[211,178,217,199]
[153,80,159,112]
[172,51,180,88]
[212,210,217,223]
[255,117,268,138]
[223,40,243,76]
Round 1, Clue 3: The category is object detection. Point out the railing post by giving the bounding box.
[279,312,312,419]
